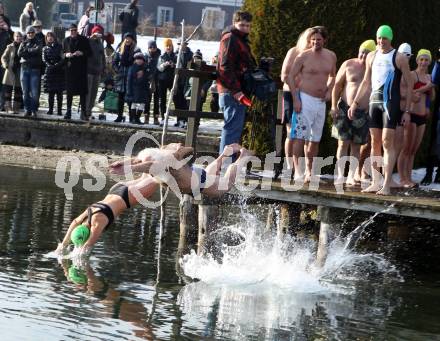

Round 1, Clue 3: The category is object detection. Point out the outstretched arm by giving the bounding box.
[55,209,88,252]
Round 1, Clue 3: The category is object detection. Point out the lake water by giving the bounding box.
[0,165,439,341]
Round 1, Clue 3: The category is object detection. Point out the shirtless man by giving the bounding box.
[287,26,337,183]
[348,25,413,195]
[280,28,312,170]
[331,40,376,185]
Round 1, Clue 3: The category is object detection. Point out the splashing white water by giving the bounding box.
[178,210,403,338]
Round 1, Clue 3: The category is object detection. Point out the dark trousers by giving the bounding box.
[3,84,23,110]
[174,83,188,123]
[48,91,63,114]
[117,92,132,116]
[158,79,174,119]
[67,94,86,114]
[146,88,160,117]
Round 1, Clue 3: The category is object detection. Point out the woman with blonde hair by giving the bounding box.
[112,32,140,122]
[280,28,312,170]
[19,2,37,33]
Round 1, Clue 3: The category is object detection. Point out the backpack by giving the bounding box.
[243,68,277,101]
[104,90,119,112]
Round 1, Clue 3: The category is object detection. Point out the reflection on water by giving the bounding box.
[1,165,440,340]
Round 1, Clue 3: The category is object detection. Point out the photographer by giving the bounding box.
[217,11,256,155]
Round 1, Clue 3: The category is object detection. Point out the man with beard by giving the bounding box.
[287,26,337,183]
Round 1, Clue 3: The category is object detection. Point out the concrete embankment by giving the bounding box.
[0,114,220,155]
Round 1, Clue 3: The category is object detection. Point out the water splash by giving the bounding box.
[178,209,403,339]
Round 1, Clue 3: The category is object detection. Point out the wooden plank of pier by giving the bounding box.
[197,178,440,221]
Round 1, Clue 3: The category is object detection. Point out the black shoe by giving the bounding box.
[174,120,180,127]
[114,115,124,123]
[46,110,53,115]
[64,111,71,119]
[434,171,440,184]
[24,111,31,117]
[57,111,62,116]
[421,171,433,185]
[31,111,38,118]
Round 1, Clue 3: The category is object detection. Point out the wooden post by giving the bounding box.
[197,203,220,255]
[316,205,341,267]
[185,73,202,149]
[178,194,199,256]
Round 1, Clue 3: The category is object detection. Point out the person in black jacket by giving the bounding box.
[112,32,140,122]
[119,0,138,42]
[0,3,12,111]
[157,38,177,125]
[125,52,152,124]
[174,40,193,128]
[42,32,65,116]
[144,40,161,125]
[62,23,92,120]
[17,26,43,117]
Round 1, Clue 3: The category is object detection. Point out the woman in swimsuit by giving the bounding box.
[55,143,251,254]
[398,49,434,187]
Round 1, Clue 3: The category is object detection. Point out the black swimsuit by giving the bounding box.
[81,202,115,230]
[108,183,131,208]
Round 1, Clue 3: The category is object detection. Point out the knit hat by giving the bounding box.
[163,38,173,47]
[194,49,203,59]
[134,52,145,61]
[359,40,376,53]
[417,49,432,62]
[91,25,103,35]
[105,33,114,45]
[123,32,135,40]
[25,25,35,34]
[147,40,157,49]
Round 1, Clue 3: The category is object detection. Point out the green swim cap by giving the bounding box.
[70,224,90,247]
[376,25,393,41]
[68,265,88,285]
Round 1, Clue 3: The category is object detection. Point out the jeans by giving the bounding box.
[20,67,40,113]
[219,92,246,154]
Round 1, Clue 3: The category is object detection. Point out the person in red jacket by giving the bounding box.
[217,10,256,155]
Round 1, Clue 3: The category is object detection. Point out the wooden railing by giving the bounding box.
[169,67,284,156]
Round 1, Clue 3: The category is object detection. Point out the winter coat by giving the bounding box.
[35,32,45,47]
[119,4,138,36]
[157,51,177,83]
[17,37,43,69]
[145,48,161,89]
[0,14,12,56]
[112,44,140,93]
[1,42,21,87]
[217,26,256,95]
[19,9,37,33]
[42,42,65,93]
[63,35,92,95]
[176,47,193,88]
[125,62,152,104]
[87,37,105,75]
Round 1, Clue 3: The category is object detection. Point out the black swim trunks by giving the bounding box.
[332,99,369,144]
[410,113,427,127]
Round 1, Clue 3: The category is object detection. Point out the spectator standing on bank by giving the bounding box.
[32,20,45,112]
[1,31,23,114]
[19,2,37,34]
[62,24,92,120]
[42,32,65,116]
[85,25,105,120]
[217,11,255,154]
[144,40,161,125]
[157,38,177,125]
[0,3,12,111]
[125,52,152,124]
[18,26,43,117]
[174,40,193,128]
[113,32,140,122]
[78,6,94,37]
[103,33,115,81]
[119,0,139,42]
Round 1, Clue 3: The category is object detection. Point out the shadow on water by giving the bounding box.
[1,165,440,340]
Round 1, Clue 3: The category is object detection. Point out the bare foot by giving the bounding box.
[304,173,311,184]
[403,181,417,189]
[376,186,391,196]
[346,178,360,186]
[362,183,382,193]
[334,176,345,186]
